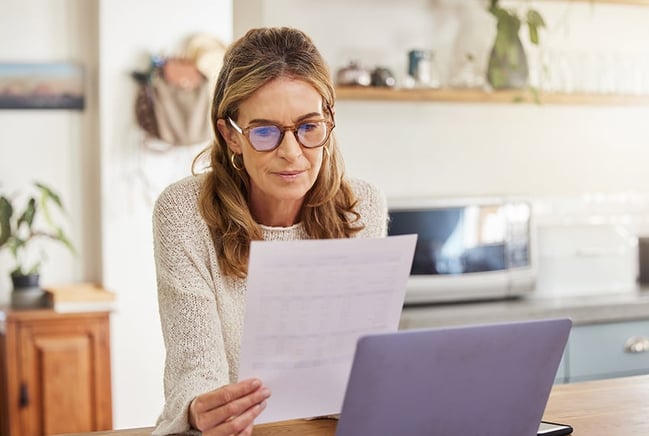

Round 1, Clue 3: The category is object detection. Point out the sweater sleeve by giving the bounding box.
[152,180,229,435]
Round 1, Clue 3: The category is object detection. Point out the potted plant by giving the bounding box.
[0,181,76,308]
[486,0,546,90]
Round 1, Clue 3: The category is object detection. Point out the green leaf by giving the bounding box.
[35,182,64,210]
[35,182,69,235]
[527,9,546,28]
[526,9,546,45]
[528,24,539,45]
[16,198,36,231]
[55,227,77,255]
[0,196,12,247]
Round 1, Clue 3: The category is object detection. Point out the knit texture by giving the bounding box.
[152,174,388,435]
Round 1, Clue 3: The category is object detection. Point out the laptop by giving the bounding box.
[335,318,572,436]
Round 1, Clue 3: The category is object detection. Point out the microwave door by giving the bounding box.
[388,201,534,304]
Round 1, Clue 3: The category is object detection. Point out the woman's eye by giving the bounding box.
[300,123,318,132]
[253,126,278,137]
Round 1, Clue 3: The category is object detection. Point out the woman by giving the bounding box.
[152,27,388,435]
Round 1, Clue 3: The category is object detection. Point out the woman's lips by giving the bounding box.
[276,170,304,180]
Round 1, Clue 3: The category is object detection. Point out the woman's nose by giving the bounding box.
[276,131,302,160]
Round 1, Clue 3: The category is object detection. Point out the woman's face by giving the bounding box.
[218,77,327,226]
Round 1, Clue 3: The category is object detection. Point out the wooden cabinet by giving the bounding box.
[0,308,112,436]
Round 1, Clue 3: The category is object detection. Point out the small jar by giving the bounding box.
[370,66,396,88]
[408,49,440,88]
[336,61,371,87]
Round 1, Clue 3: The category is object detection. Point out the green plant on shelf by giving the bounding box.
[0,181,76,279]
[487,0,546,91]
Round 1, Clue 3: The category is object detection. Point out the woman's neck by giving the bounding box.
[250,199,303,227]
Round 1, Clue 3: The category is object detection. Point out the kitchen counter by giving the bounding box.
[399,287,649,329]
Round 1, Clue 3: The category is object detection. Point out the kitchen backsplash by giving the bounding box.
[532,191,649,234]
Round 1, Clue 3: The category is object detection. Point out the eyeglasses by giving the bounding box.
[227,116,335,152]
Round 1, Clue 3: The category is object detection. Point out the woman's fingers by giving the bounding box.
[194,378,263,413]
[209,385,271,425]
[242,421,255,435]
[214,400,267,436]
[191,379,271,432]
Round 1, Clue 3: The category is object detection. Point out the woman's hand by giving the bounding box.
[189,378,271,435]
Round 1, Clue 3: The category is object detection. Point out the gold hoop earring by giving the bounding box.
[230,153,244,171]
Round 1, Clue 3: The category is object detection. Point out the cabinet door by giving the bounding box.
[554,352,568,384]
[17,316,112,435]
[0,333,10,436]
[568,320,649,382]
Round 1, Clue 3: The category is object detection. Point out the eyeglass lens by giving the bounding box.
[248,121,329,151]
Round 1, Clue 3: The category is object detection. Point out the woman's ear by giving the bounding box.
[216,118,242,154]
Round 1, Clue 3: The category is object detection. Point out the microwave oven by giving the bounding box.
[387,197,535,305]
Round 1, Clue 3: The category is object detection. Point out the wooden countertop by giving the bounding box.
[59,374,649,435]
[542,375,649,434]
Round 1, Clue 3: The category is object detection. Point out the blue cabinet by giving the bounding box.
[565,320,649,383]
[554,353,568,384]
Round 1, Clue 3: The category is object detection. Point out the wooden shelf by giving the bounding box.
[332,0,649,106]
[541,0,649,5]
[335,86,649,106]
[572,0,649,5]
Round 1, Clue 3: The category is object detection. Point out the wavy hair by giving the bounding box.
[193,27,363,278]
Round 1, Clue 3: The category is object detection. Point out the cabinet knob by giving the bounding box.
[19,382,29,408]
[624,336,649,353]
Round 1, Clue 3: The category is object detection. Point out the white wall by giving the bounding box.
[97,0,232,428]
[336,102,649,198]
[0,0,100,302]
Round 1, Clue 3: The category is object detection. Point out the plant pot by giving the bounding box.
[10,273,46,309]
[486,33,529,90]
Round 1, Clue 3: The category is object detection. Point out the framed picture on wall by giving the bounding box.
[0,62,85,110]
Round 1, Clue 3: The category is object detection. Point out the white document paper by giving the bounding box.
[238,234,417,424]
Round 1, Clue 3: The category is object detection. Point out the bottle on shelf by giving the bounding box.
[407,49,441,89]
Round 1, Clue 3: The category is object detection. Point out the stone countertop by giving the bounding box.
[399,287,649,329]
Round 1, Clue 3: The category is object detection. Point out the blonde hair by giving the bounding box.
[193,27,363,278]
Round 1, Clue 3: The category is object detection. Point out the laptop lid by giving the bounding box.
[336,318,572,436]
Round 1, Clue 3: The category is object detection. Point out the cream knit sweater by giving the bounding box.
[152,174,388,435]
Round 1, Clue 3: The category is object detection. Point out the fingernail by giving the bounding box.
[259,400,267,410]
[251,379,261,388]
[261,387,271,397]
